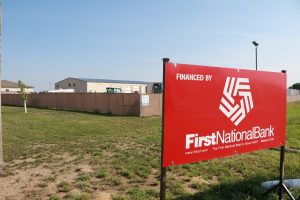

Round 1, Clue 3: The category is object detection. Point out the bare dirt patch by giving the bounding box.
[74,163,94,174]
[0,166,52,199]
[0,152,98,200]
[53,152,77,163]
[190,176,219,185]
[144,168,160,189]
[10,157,36,166]
[92,191,113,200]
[0,150,122,200]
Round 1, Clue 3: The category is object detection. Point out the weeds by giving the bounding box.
[2,103,300,199]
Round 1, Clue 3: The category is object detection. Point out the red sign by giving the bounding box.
[163,62,286,167]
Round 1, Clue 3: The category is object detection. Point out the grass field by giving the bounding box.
[1,102,300,200]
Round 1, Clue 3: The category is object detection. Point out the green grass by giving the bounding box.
[57,182,71,193]
[2,102,300,200]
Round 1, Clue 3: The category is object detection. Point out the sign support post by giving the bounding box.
[262,70,295,200]
[263,146,295,200]
[279,145,285,199]
[160,58,169,200]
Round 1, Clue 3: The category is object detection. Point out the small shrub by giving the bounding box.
[49,195,60,200]
[77,173,91,182]
[57,182,71,193]
[77,181,91,193]
[96,168,107,179]
[108,177,122,186]
[37,182,48,188]
[72,193,89,200]
[119,168,131,178]
[44,176,56,183]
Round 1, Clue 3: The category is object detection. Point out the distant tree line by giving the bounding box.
[289,83,300,90]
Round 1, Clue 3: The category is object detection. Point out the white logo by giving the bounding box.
[219,77,254,126]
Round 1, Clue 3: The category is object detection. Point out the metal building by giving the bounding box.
[55,77,148,94]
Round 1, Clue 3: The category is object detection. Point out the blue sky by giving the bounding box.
[2,0,300,91]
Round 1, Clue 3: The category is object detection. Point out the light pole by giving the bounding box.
[252,41,259,71]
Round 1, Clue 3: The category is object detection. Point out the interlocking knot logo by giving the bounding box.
[219,77,254,126]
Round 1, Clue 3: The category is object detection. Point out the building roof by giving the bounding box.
[73,78,148,85]
[1,80,34,88]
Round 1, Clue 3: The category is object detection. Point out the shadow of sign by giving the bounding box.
[172,175,300,200]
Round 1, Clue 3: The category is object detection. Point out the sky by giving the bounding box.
[2,0,300,91]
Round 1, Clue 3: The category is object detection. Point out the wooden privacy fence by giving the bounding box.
[1,93,141,116]
[2,93,298,116]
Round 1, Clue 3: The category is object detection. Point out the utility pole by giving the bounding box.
[252,41,259,71]
[0,0,4,175]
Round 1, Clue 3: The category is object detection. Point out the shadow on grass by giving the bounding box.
[173,176,300,200]
[55,108,133,117]
[2,104,139,117]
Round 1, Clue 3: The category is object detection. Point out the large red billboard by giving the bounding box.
[163,62,286,167]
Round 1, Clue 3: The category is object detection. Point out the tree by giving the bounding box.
[290,83,300,90]
[18,80,28,113]
[0,1,3,175]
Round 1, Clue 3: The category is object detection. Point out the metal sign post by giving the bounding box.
[263,146,295,200]
[160,58,169,200]
[262,70,295,200]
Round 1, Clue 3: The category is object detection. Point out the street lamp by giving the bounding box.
[252,41,259,71]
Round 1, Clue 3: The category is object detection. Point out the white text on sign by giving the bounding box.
[176,73,213,82]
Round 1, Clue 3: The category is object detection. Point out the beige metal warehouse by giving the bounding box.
[55,77,148,94]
